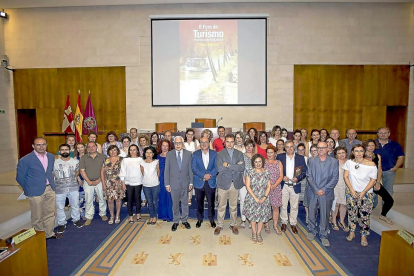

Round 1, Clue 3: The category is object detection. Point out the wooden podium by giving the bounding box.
[378,230,414,276]
[195,118,216,128]
[243,122,266,132]
[155,122,177,133]
[0,230,48,275]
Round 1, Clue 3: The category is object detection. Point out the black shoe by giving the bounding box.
[171,223,179,231]
[210,220,216,228]
[196,220,203,228]
[183,222,191,229]
[73,220,84,228]
[56,225,66,234]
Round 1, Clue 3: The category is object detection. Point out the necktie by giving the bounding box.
[177,151,182,171]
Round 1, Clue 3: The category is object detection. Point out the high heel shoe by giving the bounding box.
[115,216,120,224]
[108,217,114,225]
[257,233,263,243]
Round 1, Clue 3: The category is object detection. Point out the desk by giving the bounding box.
[0,230,48,276]
[378,230,414,276]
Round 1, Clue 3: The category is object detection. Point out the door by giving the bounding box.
[16,109,37,158]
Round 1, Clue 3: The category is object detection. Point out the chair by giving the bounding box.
[243,122,266,132]
[195,118,216,128]
[155,122,177,133]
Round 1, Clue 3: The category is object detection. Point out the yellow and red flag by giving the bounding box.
[74,91,83,143]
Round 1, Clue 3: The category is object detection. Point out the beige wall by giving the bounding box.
[3,3,414,168]
[0,20,18,173]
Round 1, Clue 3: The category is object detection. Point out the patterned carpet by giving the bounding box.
[74,216,349,276]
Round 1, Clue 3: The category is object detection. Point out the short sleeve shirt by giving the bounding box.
[213,138,225,152]
[374,139,404,171]
[343,160,377,193]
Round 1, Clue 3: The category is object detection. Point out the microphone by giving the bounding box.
[216,117,223,127]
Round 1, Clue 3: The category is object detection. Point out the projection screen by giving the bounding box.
[151,16,267,106]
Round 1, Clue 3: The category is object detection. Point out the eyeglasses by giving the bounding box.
[378,132,389,135]
[317,147,327,149]
[353,150,364,153]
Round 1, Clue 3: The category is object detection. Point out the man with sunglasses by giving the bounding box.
[306,141,339,247]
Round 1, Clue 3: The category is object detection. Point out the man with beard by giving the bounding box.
[54,144,84,234]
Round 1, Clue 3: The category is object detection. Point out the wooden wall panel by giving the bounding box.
[387,106,407,151]
[386,66,409,106]
[14,67,126,154]
[294,65,318,130]
[13,70,36,109]
[36,69,58,108]
[36,108,62,153]
[101,67,126,134]
[294,65,409,149]
[363,66,388,106]
[362,106,386,130]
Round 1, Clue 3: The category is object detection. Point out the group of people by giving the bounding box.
[16,125,404,247]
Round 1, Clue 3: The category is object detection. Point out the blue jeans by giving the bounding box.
[143,186,160,218]
[382,170,395,196]
[56,190,80,225]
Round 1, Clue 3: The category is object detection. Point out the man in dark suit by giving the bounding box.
[276,140,307,234]
[306,141,339,247]
[16,137,57,239]
[214,134,245,236]
[165,136,193,231]
[192,136,218,228]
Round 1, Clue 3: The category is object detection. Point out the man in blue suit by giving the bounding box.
[16,137,57,239]
[306,141,339,247]
[192,136,218,228]
[276,140,307,235]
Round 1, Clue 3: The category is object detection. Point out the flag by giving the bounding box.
[61,95,74,133]
[74,91,83,143]
[82,91,98,134]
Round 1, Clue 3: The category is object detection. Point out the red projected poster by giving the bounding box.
[179,20,238,105]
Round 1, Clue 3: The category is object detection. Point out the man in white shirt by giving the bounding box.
[276,141,307,235]
[54,143,84,234]
[192,137,218,228]
[165,136,193,231]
